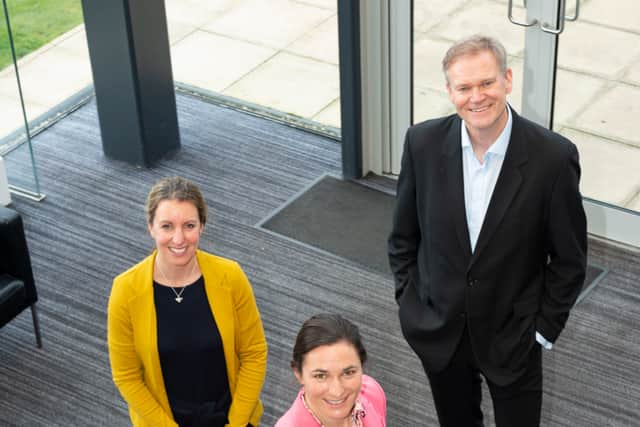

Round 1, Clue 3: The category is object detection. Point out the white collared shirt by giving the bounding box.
[461,107,512,253]
[460,107,552,350]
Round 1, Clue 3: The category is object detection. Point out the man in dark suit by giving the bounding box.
[388,35,587,426]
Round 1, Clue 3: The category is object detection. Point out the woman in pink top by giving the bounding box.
[275,314,387,427]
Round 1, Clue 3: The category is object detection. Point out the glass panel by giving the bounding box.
[165,0,340,132]
[1,0,38,195]
[553,0,640,213]
[1,0,88,197]
[412,0,526,124]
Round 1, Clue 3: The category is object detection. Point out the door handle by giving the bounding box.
[509,0,578,34]
[507,0,537,28]
[540,0,567,34]
[565,0,580,22]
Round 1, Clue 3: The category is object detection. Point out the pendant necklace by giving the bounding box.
[171,286,185,304]
[155,257,198,303]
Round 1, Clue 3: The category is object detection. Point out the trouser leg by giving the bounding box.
[487,344,543,427]
[426,328,484,427]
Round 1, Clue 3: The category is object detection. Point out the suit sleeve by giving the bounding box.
[537,142,588,342]
[388,130,421,301]
[107,279,178,427]
[227,265,268,427]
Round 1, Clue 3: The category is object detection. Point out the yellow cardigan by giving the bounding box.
[108,250,268,427]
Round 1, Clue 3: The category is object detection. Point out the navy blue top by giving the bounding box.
[154,276,230,427]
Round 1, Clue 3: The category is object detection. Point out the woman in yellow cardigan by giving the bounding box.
[108,176,267,427]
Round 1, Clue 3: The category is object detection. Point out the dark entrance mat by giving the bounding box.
[258,174,395,275]
[258,174,607,303]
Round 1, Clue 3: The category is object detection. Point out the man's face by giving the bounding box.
[446,50,512,140]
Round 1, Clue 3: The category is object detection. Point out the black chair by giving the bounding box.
[0,205,42,347]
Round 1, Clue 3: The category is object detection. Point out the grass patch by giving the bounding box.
[0,0,83,70]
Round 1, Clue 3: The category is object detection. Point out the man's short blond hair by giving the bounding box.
[442,35,508,82]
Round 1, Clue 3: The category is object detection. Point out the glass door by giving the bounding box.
[401,0,639,247]
[551,0,640,247]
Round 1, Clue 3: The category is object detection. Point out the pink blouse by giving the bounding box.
[275,375,386,427]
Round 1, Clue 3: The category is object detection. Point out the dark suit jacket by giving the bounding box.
[388,109,587,386]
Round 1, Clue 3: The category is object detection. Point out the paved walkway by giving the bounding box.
[0,0,638,210]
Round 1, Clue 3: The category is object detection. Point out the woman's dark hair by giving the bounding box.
[290,313,367,372]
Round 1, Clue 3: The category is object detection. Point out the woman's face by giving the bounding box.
[148,199,203,268]
[295,340,363,426]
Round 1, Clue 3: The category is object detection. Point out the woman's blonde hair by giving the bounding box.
[145,176,207,225]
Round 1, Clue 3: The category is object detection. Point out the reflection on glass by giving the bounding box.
[412,0,525,124]
[553,2,640,213]
[165,0,340,131]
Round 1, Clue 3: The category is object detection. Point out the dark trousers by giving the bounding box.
[426,326,542,427]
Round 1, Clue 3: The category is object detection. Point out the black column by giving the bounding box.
[81,0,180,167]
[337,0,362,179]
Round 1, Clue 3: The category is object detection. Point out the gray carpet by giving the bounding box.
[0,93,639,426]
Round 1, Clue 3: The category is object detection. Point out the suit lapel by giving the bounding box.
[442,117,472,258]
[469,111,528,267]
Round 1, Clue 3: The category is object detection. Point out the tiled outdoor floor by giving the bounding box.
[171,31,276,92]
[224,51,339,119]
[562,128,640,206]
[0,0,638,210]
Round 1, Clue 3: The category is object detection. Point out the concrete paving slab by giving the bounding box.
[285,15,338,65]
[553,69,605,126]
[628,192,640,212]
[0,96,28,137]
[171,30,276,92]
[413,35,451,91]
[624,58,640,86]
[293,0,336,10]
[413,88,454,123]
[413,0,467,33]
[164,0,236,28]
[0,95,47,138]
[167,20,197,45]
[504,57,523,113]
[224,51,339,118]
[203,0,333,49]
[0,74,22,98]
[489,0,579,17]
[311,98,340,128]
[54,27,89,57]
[8,49,92,112]
[560,128,640,207]
[580,0,640,34]
[428,0,525,56]
[573,83,640,147]
[558,21,640,78]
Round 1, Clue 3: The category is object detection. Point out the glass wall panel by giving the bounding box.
[553,0,640,213]
[1,0,89,198]
[165,0,340,132]
[412,0,526,124]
